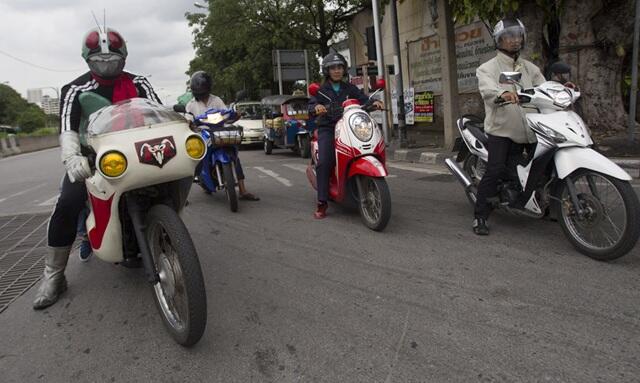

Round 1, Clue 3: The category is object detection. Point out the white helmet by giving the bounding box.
[493,18,526,54]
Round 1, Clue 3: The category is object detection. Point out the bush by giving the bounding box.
[25,127,57,136]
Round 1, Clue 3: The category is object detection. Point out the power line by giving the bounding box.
[0,49,84,73]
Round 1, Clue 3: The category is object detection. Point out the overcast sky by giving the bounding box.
[0,0,204,105]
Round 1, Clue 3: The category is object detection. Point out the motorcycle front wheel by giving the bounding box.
[146,204,207,346]
[222,162,238,212]
[356,176,391,231]
[555,170,640,261]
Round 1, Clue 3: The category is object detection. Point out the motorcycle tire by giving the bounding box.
[264,139,273,155]
[357,176,391,231]
[462,155,483,206]
[222,162,238,212]
[146,204,207,346]
[554,169,640,261]
[299,135,311,159]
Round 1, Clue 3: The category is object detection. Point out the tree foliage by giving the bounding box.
[186,0,370,101]
[0,84,47,133]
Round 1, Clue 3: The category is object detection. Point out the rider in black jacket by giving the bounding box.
[308,52,382,219]
[33,27,160,310]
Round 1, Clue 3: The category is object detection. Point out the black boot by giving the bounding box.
[472,218,489,236]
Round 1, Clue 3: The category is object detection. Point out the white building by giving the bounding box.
[27,88,43,104]
[41,95,60,116]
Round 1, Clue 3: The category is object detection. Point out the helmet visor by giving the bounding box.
[496,25,525,52]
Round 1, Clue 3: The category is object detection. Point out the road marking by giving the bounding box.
[0,183,47,203]
[253,166,293,187]
[37,195,59,206]
[387,163,449,175]
[282,164,308,173]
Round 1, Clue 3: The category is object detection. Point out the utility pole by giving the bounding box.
[436,0,459,149]
[389,0,407,147]
[629,0,640,141]
[371,0,389,144]
[276,50,284,95]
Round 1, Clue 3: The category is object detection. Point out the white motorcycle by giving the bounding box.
[80,94,208,346]
[446,71,640,261]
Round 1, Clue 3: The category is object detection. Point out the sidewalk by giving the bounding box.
[386,146,640,179]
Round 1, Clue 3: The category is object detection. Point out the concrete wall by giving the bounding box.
[0,135,59,158]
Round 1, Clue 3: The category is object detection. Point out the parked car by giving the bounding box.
[233,101,264,146]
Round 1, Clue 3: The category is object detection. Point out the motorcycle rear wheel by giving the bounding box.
[555,170,640,261]
[146,204,207,346]
[357,176,391,231]
[462,155,484,206]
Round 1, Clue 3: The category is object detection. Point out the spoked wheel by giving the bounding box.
[356,176,391,231]
[555,170,640,261]
[462,155,485,206]
[146,204,207,346]
[222,162,238,212]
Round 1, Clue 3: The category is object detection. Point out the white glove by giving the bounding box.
[60,131,91,183]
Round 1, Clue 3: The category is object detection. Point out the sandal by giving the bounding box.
[240,193,260,201]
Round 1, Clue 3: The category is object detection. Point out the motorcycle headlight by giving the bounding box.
[186,135,206,159]
[349,112,374,141]
[99,151,127,178]
[533,122,567,143]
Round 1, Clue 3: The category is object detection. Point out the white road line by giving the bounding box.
[282,164,308,173]
[0,183,48,203]
[37,195,59,206]
[386,163,449,175]
[253,166,293,187]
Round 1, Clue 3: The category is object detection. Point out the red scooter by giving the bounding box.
[306,80,391,231]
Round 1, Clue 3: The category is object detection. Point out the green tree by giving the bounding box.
[186,0,370,100]
[17,105,46,133]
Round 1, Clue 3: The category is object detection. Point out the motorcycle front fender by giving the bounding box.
[554,147,631,181]
[347,156,388,179]
[212,147,233,164]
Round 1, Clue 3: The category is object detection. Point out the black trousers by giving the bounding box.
[474,135,529,219]
[48,174,87,247]
[316,128,335,203]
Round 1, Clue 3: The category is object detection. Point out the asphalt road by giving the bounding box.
[0,146,639,382]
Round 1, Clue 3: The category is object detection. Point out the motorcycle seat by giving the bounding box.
[466,124,488,145]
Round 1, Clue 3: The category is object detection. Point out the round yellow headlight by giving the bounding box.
[186,136,206,159]
[99,151,127,178]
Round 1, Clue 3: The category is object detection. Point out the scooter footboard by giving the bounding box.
[554,147,631,181]
[347,156,388,178]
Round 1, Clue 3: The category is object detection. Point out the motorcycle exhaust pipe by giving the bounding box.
[444,158,472,189]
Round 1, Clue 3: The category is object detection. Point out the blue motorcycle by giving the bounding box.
[192,108,243,212]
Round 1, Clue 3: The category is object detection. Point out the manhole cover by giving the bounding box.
[0,213,50,313]
[417,174,455,183]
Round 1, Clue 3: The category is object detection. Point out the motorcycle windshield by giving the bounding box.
[88,98,184,136]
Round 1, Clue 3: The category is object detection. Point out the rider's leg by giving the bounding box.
[234,154,259,200]
[315,128,335,218]
[34,174,87,309]
[473,135,513,233]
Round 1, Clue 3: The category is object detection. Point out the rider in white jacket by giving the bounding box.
[472,18,546,235]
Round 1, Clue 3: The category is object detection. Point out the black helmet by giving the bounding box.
[493,18,526,54]
[190,71,212,99]
[321,52,347,77]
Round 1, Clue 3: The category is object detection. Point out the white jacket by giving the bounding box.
[476,51,546,143]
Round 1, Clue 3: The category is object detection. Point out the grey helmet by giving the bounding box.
[321,52,347,77]
[82,27,127,79]
[493,18,526,54]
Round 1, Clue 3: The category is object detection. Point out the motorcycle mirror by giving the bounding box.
[499,72,522,85]
[374,78,386,90]
[308,82,320,97]
[173,104,186,113]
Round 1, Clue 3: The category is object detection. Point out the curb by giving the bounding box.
[387,147,640,178]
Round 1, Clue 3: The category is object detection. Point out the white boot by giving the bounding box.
[33,246,71,310]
